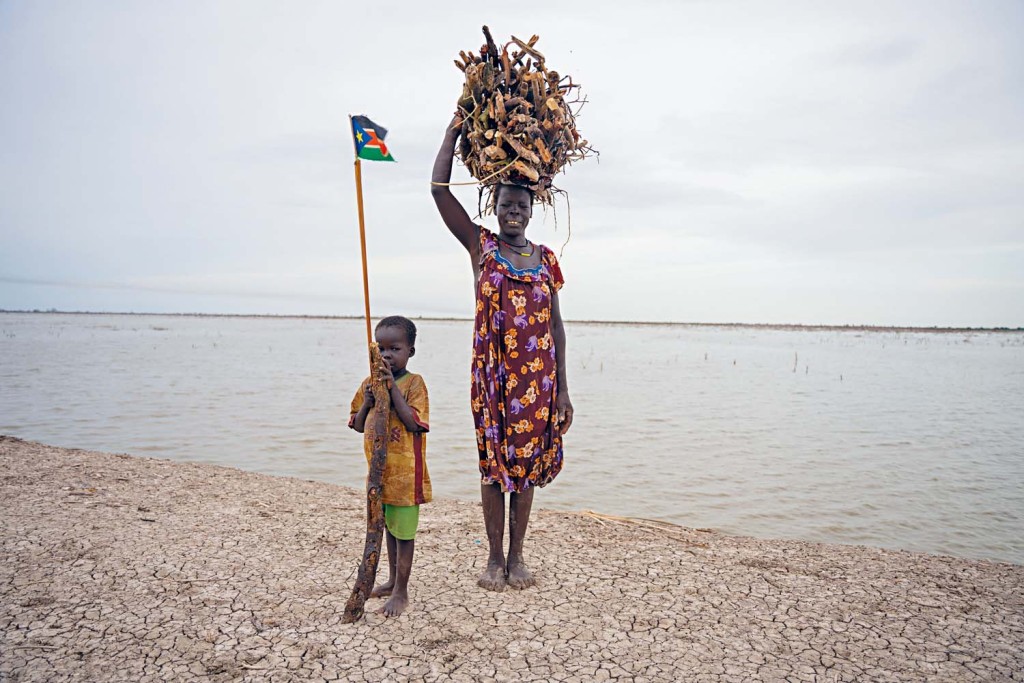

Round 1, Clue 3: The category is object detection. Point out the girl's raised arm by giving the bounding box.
[430,116,478,258]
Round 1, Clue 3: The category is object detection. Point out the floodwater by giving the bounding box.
[2,312,1022,564]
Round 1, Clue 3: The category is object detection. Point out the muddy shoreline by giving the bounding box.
[2,436,1021,682]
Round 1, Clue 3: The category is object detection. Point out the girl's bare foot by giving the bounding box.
[380,592,409,617]
[478,561,507,592]
[506,559,536,589]
[370,580,394,599]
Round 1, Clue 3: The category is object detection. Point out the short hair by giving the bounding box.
[495,182,535,204]
[376,315,417,345]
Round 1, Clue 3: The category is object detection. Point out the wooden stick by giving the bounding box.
[342,343,390,623]
[353,156,373,350]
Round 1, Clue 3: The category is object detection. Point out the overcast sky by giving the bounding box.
[1,1,1021,326]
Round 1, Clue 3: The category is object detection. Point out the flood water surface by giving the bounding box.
[2,312,1022,564]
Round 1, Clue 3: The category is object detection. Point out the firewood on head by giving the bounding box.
[452,26,597,211]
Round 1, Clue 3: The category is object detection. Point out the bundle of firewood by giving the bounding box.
[453,26,595,206]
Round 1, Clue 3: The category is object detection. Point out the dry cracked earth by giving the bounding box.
[1,436,1022,682]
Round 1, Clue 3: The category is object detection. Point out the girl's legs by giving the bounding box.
[381,538,414,617]
[371,529,398,597]
[506,486,536,589]
[478,483,507,591]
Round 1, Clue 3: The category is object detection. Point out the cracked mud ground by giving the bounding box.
[1,437,1021,682]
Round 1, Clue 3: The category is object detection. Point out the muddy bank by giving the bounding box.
[1,436,1021,682]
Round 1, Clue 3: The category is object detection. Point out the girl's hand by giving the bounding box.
[449,113,464,134]
[363,380,375,407]
[556,392,574,434]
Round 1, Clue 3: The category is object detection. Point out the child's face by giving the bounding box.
[375,325,414,375]
[495,185,533,239]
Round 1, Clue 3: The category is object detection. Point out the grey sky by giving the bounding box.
[1,1,1021,326]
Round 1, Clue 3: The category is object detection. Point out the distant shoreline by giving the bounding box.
[2,308,1022,334]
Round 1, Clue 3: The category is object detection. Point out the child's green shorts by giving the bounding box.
[383,504,419,541]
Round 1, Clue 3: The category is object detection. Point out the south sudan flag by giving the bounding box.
[351,115,395,162]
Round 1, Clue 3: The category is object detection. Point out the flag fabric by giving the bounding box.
[351,115,395,162]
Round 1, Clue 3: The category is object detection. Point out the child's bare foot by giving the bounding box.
[478,561,507,592]
[380,592,409,617]
[506,558,536,589]
[370,580,394,599]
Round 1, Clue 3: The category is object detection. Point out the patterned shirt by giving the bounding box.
[349,371,431,506]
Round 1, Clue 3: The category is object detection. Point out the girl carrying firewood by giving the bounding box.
[431,115,574,592]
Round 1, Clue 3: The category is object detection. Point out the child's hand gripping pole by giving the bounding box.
[342,343,393,623]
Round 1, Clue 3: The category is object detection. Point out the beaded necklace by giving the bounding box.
[497,234,535,257]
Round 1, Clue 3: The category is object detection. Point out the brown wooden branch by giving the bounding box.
[342,342,392,623]
[482,25,500,65]
[453,26,597,208]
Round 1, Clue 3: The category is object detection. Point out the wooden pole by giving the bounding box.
[353,156,373,351]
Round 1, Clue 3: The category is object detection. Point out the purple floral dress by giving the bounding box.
[472,227,565,493]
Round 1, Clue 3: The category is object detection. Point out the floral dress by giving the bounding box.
[472,227,565,493]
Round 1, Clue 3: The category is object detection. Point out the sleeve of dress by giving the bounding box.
[405,375,430,432]
[347,379,366,429]
[477,226,496,268]
[543,247,565,292]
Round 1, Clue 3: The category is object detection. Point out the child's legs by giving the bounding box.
[384,528,397,582]
[393,538,415,596]
[381,537,416,617]
[383,504,419,596]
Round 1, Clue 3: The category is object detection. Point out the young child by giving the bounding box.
[348,316,430,617]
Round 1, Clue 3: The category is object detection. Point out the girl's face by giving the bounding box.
[495,185,533,239]
[375,325,414,376]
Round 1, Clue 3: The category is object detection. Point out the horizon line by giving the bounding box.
[2,309,1021,334]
